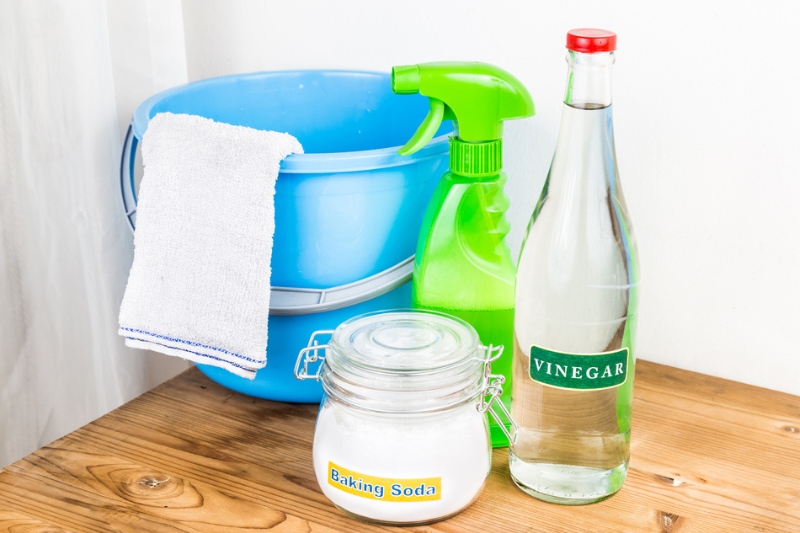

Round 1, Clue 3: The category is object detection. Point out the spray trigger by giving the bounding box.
[399,98,446,156]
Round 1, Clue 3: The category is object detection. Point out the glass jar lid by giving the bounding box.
[321,310,485,413]
[333,309,478,371]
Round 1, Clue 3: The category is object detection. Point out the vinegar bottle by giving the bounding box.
[510,29,640,504]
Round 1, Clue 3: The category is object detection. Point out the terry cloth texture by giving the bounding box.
[119,112,302,378]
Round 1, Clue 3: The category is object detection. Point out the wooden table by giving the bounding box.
[1,361,798,532]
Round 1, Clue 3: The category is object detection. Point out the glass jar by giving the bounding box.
[295,310,506,525]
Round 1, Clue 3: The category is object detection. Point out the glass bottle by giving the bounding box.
[510,29,640,504]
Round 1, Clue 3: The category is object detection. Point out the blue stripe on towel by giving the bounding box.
[126,336,255,372]
[120,326,263,364]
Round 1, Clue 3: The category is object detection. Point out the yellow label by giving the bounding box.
[327,461,441,502]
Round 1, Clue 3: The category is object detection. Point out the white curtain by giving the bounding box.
[0,0,189,467]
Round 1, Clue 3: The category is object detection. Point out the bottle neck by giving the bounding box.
[545,50,619,195]
[449,137,503,179]
[564,51,614,109]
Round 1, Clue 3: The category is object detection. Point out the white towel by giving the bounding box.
[119,112,303,379]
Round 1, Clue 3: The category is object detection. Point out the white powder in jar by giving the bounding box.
[312,397,491,524]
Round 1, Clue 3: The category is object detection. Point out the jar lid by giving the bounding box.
[332,309,478,371]
[567,28,617,53]
[321,310,485,413]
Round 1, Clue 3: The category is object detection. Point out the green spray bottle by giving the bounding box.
[392,62,534,447]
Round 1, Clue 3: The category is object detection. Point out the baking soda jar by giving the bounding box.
[295,310,506,525]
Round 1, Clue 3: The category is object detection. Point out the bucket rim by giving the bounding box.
[131,69,451,174]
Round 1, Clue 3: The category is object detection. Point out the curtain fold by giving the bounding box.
[0,0,188,467]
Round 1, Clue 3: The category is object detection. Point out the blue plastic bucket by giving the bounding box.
[120,70,451,402]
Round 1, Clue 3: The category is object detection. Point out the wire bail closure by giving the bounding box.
[477,344,517,442]
[296,329,517,442]
[294,330,334,381]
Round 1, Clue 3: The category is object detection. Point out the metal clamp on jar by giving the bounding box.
[295,309,511,525]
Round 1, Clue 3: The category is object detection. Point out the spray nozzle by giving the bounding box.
[392,62,535,160]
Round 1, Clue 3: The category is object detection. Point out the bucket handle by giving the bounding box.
[120,123,414,315]
[270,256,413,316]
[120,124,138,232]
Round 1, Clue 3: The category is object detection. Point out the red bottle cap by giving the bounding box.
[566,29,617,53]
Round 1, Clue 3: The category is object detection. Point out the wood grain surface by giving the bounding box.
[0,360,798,532]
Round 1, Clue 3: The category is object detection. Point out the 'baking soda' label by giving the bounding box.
[328,461,441,502]
[529,345,629,390]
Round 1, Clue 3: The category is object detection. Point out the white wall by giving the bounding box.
[0,0,192,468]
[180,0,800,395]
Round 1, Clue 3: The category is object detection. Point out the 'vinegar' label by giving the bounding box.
[528,345,629,390]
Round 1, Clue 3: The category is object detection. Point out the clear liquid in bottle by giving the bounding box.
[510,33,639,505]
